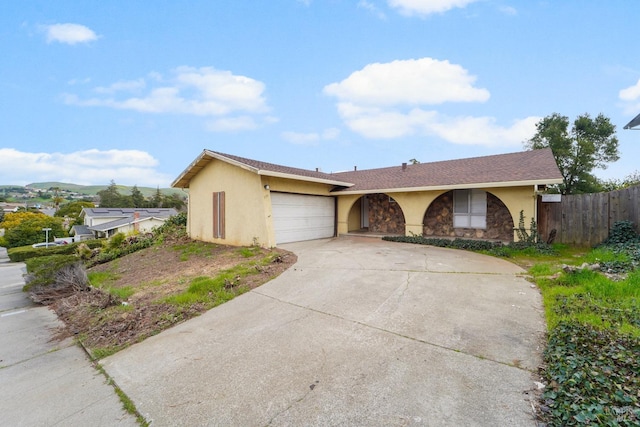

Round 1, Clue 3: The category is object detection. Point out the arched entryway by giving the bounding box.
[347,194,406,234]
[422,190,514,241]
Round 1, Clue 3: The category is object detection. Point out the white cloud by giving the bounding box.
[64,66,272,131]
[281,127,341,145]
[0,148,172,187]
[426,114,540,146]
[206,116,258,132]
[358,1,387,19]
[618,78,640,115]
[94,79,146,94]
[387,0,478,16]
[619,78,640,101]
[335,104,538,146]
[323,58,489,106]
[499,6,518,15]
[43,23,98,45]
[324,57,538,146]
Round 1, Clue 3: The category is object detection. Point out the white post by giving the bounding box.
[42,228,52,248]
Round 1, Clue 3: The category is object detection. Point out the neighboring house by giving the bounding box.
[1,203,23,213]
[80,208,178,239]
[172,149,563,247]
[69,225,95,241]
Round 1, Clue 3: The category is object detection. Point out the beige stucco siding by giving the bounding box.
[112,218,167,235]
[261,176,334,196]
[187,159,271,247]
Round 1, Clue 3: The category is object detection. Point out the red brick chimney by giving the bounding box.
[133,212,140,232]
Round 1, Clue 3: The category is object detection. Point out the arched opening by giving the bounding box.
[347,194,406,235]
[422,190,514,241]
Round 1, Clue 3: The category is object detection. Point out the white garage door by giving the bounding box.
[271,192,335,244]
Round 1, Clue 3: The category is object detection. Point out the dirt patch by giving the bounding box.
[49,238,296,357]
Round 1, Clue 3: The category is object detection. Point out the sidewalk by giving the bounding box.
[0,247,138,427]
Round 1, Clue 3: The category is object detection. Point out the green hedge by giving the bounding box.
[382,235,557,256]
[23,255,79,291]
[7,240,103,262]
[382,235,501,251]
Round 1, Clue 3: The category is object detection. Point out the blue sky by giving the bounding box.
[1,1,639,187]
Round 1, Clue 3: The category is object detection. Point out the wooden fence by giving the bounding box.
[537,185,640,247]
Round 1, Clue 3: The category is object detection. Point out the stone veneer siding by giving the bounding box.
[367,194,405,234]
[422,191,514,241]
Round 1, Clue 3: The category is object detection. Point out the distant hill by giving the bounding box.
[25,182,186,198]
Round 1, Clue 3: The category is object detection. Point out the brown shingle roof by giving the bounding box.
[331,148,562,192]
[172,148,562,192]
[210,151,350,184]
[171,150,353,188]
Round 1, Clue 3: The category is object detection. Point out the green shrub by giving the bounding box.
[85,236,154,268]
[604,220,639,245]
[7,239,103,262]
[109,233,126,250]
[23,255,78,290]
[153,213,187,241]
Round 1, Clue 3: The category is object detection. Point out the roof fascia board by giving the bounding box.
[172,149,260,188]
[205,150,260,174]
[333,178,564,195]
[258,170,353,187]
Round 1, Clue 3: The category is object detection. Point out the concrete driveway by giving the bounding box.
[103,236,545,426]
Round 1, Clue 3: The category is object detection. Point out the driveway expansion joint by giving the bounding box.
[251,290,534,373]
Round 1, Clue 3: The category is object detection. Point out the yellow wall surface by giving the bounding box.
[336,194,363,235]
[187,159,271,247]
[262,176,334,196]
[186,160,338,247]
[336,186,536,241]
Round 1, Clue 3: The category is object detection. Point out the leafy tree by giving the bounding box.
[97,180,133,208]
[161,193,186,210]
[598,170,640,192]
[0,211,46,230]
[49,187,64,210]
[1,212,66,248]
[151,187,163,208]
[526,113,619,194]
[54,201,95,228]
[130,185,146,208]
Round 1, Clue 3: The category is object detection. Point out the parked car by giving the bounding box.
[32,242,60,248]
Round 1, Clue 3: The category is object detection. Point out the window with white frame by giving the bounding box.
[453,189,487,229]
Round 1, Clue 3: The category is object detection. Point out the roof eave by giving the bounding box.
[172,149,353,188]
[258,170,353,187]
[624,113,640,130]
[332,178,564,195]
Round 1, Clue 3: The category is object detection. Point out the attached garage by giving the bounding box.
[271,192,336,244]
